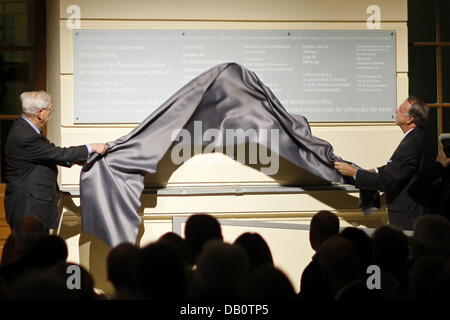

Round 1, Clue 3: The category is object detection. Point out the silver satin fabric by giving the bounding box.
[80,63,346,247]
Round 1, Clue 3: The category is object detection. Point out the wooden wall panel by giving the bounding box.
[0,185,11,262]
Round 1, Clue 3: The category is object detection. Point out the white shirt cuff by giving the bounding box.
[86,144,92,155]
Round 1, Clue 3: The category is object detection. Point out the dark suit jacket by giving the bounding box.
[355,127,433,230]
[4,117,88,229]
[408,161,450,220]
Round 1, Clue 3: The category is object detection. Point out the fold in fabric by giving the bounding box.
[80,63,358,247]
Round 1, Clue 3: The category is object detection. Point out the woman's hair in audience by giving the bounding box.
[340,227,374,268]
[234,232,273,271]
[158,232,190,263]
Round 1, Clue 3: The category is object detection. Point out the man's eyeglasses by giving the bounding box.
[42,106,53,114]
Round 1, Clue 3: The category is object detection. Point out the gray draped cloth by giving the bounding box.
[80,63,359,248]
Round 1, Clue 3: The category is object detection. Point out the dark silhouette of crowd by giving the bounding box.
[0,211,450,302]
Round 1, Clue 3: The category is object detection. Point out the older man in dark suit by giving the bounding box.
[334,97,433,230]
[4,91,108,230]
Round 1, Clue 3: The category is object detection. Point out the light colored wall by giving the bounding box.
[47,0,407,296]
[58,0,406,21]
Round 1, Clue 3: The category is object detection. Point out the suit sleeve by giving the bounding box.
[355,142,418,192]
[21,134,89,167]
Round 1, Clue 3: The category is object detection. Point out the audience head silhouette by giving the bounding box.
[134,241,187,300]
[412,215,450,258]
[158,232,190,263]
[8,270,77,300]
[12,216,47,259]
[195,240,249,301]
[372,225,409,287]
[3,206,450,301]
[107,242,140,297]
[184,214,223,264]
[340,227,374,268]
[32,235,68,269]
[408,255,450,299]
[310,210,340,251]
[44,262,99,300]
[234,232,273,271]
[318,235,363,297]
[237,265,296,301]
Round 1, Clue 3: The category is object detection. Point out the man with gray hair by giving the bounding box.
[334,96,433,230]
[4,91,108,230]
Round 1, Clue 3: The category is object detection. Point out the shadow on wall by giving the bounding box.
[142,143,382,226]
[144,142,332,187]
